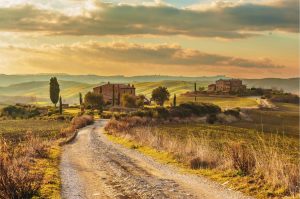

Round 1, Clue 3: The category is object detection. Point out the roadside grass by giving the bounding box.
[106,133,297,199]
[33,144,61,199]
[0,115,94,198]
[176,96,259,109]
[105,120,299,199]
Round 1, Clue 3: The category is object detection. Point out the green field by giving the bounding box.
[176,95,259,109]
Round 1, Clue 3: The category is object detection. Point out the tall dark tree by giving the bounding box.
[112,85,115,106]
[59,96,63,115]
[50,77,60,107]
[194,82,197,102]
[117,92,121,106]
[79,93,83,105]
[151,86,170,106]
[173,94,177,107]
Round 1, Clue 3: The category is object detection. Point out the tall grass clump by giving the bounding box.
[0,139,43,199]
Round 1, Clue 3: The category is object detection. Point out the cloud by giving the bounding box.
[3,41,284,69]
[0,0,298,38]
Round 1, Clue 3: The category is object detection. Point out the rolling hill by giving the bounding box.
[0,76,298,105]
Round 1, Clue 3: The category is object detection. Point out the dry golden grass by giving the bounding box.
[0,115,94,199]
[105,118,299,198]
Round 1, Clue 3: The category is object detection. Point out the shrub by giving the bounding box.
[169,107,192,118]
[1,105,42,119]
[179,102,221,116]
[0,140,43,199]
[154,107,170,119]
[71,115,94,129]
[206,114,218,124]
[228,143,256,175]
[190,157,217,169]
[224,109,240,118]
[121,94,137,108]
[130,109,154,118]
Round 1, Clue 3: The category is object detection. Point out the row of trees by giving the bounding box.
[50,77,178,114]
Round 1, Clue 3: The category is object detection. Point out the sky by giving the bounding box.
[0,0,298,78]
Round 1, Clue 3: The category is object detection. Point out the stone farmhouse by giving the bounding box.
[93,82,136,105]
[208,79,246,93]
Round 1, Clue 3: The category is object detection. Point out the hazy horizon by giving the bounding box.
[0,73,299,79]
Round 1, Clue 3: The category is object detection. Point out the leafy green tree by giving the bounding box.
[136,94,146,107]
[121,94,137,108]
[198,86,205,92]
[59,96,63,115]
[50,77,60,107]
[151,86,170,106]
[173,94,177,107]
[84,92,104,112]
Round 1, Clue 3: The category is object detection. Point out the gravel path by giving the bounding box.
[60,120,252,199]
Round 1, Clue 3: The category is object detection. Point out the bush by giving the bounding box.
[169,107,193,118]
[1,105,42,119]
[130,109,154,118]
[206,114,218,124]
[224,109,240,118]
[179,102,221,116]
[121,94,137,108]
[228,143,256,175]
[0,140,43,199]
[189,157,217,169]
[71,115,94,129]
[154,107,169,119]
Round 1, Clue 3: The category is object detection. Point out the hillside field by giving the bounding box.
[176,95,259,109]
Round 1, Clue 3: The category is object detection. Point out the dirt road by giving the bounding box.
[60,120,252,199]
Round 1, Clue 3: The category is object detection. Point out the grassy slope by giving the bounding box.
[177,96,259,109]
[134,81,210,97]
[232,103,299,137]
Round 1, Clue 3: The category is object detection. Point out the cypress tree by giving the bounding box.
[173,94,177,107]
[59,96,63,114]
[194,82,197,102]
[112,85,115,106]
[50,77,60,107]
[79,92,83,105]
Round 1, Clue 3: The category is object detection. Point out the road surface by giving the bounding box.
[60,120,252,199]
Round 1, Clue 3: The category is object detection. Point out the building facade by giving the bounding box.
[93,82,136,105]
[208,79,246,93]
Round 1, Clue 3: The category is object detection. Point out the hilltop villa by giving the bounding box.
[208,79,246,93]
[93,82,136,105]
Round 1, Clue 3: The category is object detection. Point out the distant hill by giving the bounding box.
[0,81,95,105]
[0,75,298,105]
[0,74,227,86]
[243,78,299,94]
